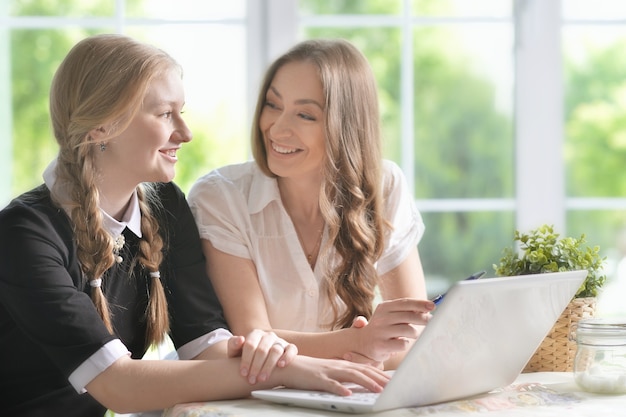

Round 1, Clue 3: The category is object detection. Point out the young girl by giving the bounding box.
[0,34,388,417]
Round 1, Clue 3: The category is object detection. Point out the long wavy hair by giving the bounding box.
[252,39,387,329]
[49,34,176,344]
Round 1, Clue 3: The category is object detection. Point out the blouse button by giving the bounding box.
[307,289,316,297]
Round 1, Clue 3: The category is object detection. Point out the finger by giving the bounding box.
[277,343,298,368]
[351,316,368,328]
[256,341,289,382]
[376,298,435,314]
[227,335,245,358]
[371,310,433,328]
[246,333,283,384]
[343,351,385,369]
[239,330,264,378]
[329,366,388,395]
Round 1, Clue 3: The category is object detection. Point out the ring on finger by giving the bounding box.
[272,342,287,349]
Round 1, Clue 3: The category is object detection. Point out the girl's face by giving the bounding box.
[95,69,192,189]
[259,60,326,182]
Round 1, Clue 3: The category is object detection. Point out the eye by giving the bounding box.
[264,100,279,110]
[298,112,316,121]
[161,111,173,119]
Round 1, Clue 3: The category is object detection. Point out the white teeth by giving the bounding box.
[165,150,176,157]
[272,142,298,154]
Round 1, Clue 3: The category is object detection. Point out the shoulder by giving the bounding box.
[0,185,68,232]
[381,159,408,194]
[0,185,73,259]
[188,161,261,203]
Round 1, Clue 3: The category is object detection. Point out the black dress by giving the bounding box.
[0,182,228,417]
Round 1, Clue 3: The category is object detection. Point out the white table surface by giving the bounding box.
[161,372,626,417]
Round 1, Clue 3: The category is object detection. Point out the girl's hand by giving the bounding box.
[277,355,390,396]
[227,329,298,384]
[343,298,434,364]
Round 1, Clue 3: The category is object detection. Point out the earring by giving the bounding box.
[99,142,107,152]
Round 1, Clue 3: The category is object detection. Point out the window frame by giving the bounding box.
[4,0,626,236]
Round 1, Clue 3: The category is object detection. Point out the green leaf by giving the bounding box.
[493,224,607,298]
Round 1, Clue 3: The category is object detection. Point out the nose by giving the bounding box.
[268,111,293,140]
[173,115,193,143]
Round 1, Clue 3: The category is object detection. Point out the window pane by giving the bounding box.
[564,23,626,198]
[563,0,626,20]
[413,24,514,199]
[9,0,114,17]
[299,0,402,15]
[412,0,512,17]
[420,210,515,294]
[125,0,245,20]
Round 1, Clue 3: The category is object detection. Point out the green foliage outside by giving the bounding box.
[8,0,626,286]
[564,40,626,257]
[494,224,607,298]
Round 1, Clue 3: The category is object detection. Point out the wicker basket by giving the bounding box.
[523,297,596,372]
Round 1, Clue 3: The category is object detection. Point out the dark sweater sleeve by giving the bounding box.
[0,193,116,378]
[157,182,230,348]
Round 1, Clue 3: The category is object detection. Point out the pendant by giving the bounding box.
[113,234,125,263]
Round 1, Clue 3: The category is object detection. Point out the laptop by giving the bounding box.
[252,270,587,413]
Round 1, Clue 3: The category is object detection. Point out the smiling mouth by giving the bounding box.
[270,141,300,154]
[161,149,178,159]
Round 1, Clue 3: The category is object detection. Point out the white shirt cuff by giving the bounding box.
[177,328,233,360]
[68,339,130,393]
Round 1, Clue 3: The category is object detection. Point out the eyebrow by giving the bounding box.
[268,86,324,110]
[143,99,185,110]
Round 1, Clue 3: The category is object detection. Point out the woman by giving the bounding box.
[0,34,388,417]
[188,39,433,370]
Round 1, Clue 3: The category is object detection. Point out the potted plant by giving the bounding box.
[493,224,607,372]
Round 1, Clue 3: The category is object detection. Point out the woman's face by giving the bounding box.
[259,60,326,181]
[95,69,192,189]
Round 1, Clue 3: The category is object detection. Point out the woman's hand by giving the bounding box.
[343,298,434,365]
[277,355,390,396]
[227,329,298,384]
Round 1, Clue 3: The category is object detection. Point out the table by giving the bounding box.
[162,372,626,417]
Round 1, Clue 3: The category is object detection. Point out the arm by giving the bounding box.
[203,239,365,358]
[343,248,431,369]
[377,246,430,369]
[86,353,389,414]
[202,240,433,369]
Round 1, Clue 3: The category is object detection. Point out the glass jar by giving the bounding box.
[573,318,626,394]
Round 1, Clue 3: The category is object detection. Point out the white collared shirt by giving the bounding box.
[189,160,424,332]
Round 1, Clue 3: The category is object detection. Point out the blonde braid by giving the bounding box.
[54,140,117,334]
[136,185,169,345]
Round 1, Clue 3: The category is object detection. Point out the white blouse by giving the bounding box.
[188,160,424,332]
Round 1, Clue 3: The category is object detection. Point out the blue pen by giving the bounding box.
[430,270,486,305]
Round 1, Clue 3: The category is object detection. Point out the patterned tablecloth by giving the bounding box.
[162,372,626,417]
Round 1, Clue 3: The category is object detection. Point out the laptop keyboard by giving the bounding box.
[304,387,379,404]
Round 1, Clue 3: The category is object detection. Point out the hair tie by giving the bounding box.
[90,278,102,288]
[149,271,160,278]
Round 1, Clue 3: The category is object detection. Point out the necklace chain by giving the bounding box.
[293,222,324,269]
[306,230,324,268]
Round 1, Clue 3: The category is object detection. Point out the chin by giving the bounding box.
[151,171,175,184]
